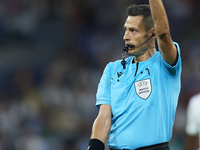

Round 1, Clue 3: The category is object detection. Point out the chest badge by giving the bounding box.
[134,79,152,100]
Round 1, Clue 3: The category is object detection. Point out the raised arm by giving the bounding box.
[88,104,112,150]
[149,0,177,65]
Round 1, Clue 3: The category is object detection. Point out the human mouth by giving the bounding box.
[125,44,136,50]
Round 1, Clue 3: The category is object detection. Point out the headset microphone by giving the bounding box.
[121,34,154,69]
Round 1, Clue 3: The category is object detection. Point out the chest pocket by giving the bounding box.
[127,68,155,106]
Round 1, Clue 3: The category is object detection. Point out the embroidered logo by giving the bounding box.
[117,72,124,78]
[134,79,152,100]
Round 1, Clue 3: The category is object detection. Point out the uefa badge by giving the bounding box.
[134,79,152,100]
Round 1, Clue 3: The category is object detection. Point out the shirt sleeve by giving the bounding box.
[160,42,182,76]
[185,99,199,135]
[96,63,111,109]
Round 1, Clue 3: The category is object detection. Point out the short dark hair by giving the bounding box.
[127,4,154,32]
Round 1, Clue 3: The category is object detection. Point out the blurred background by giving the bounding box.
[0,0,199,150]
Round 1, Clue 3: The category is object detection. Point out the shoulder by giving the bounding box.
[107,56,133,70]
[109,56,132,65]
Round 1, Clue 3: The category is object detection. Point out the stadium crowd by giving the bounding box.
[0,0,199,150]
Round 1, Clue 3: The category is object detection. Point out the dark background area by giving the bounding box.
[0,0,199,149]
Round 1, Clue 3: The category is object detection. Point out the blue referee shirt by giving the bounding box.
[96,42,182,149]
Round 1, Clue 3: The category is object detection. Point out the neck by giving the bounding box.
[133,47,156,63]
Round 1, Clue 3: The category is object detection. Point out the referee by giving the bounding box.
[88,0,182,150]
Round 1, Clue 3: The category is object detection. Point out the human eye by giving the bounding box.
[130,28,136,33]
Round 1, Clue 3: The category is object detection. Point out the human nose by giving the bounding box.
[123,30,130,41]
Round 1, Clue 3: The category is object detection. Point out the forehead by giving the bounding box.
[124,16,145,30]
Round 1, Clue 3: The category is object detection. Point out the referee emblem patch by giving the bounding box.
[134,79,152,100]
